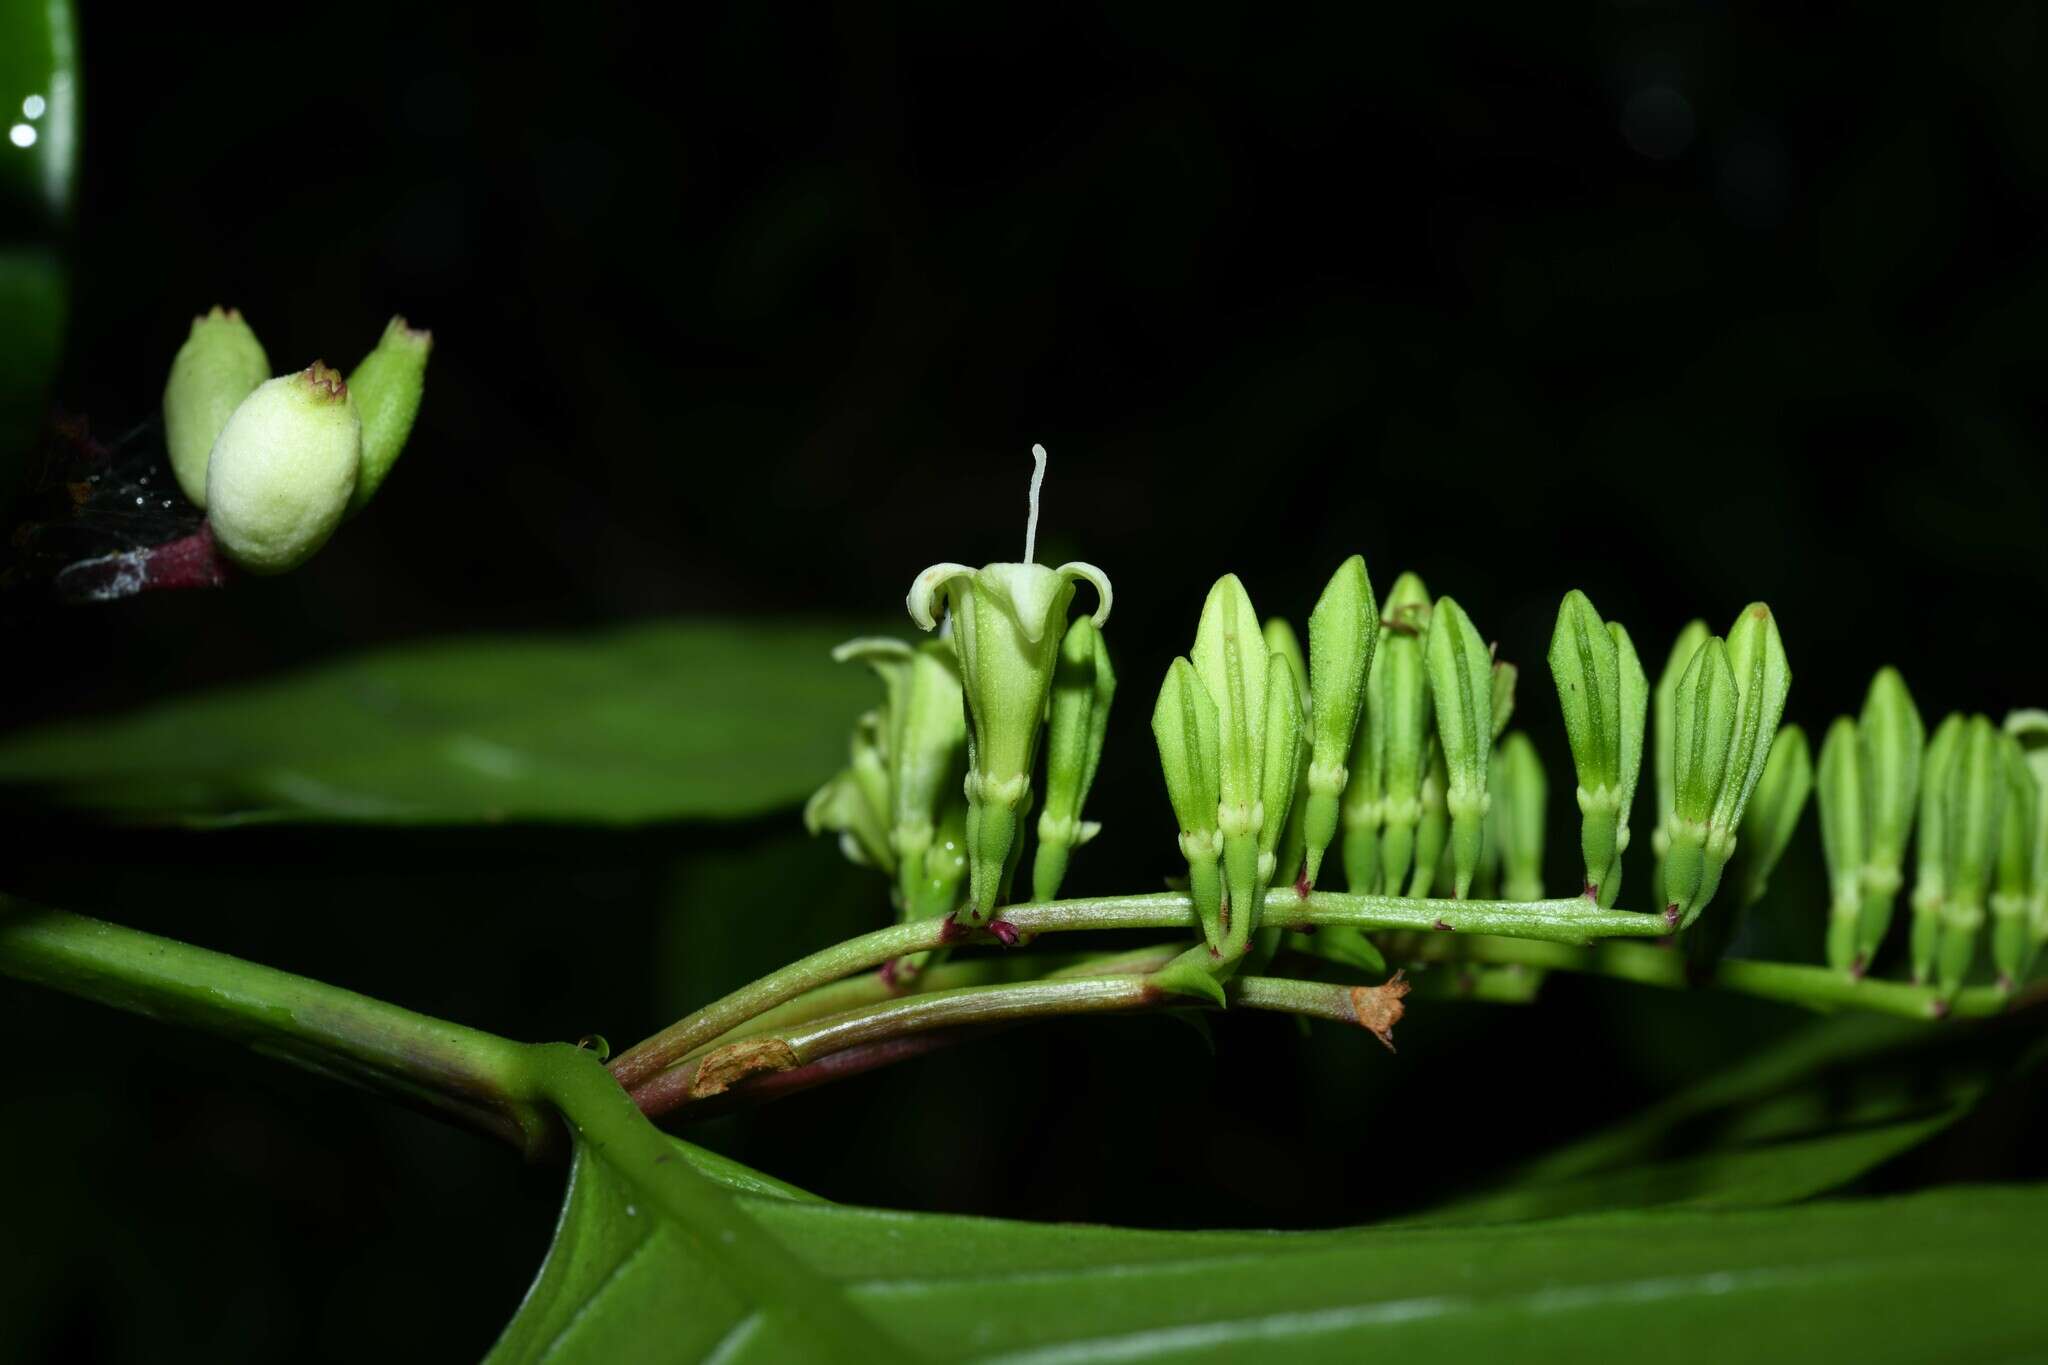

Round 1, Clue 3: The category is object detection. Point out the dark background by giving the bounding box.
[3,3,2047,1362]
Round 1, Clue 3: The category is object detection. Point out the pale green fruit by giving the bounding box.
[206,363,361,574]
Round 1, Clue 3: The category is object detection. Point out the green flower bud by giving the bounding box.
[1263,619,1312,889]
[1707,606,1791,843]
[1663,636,1738,926]
[833,636,969,914]
[1338,646,1389,895]
[1938,715,2006,998]
[1689,722,1813,976]
[909,801,970,921]
[1817,716,1867,974]
[1301,555,1379,889]
[906,448,1112,923]
[1258,650,1306,885]
[1033,615,1116,902]
[1153,656,1224,952]
[1263,617,1308,702]
[1909,714,1965,985]
[1491,731,1546,902]
[1491,659,1519,740]
[1853,667,1924,965]
[1370,573,1434,895]
[1426,595,1493,897]
[1991,732,2036,990]
[2008,712,2048,973]
[1550,592,1621,791]
[1734,724,1812,911]
[346,315,432,515]
[1651,618,1712,897]
[1191,574,1273,956]
[1547,592,1649,905]
[206,362,361,573]
[1408,745,1449,897]
[163,305,269,509]
[1606,624,1648,907]
[804,708,894,873]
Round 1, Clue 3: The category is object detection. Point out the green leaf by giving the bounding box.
[488,1033,2048,1364]
[0,0,76,487]
[0,0,76,224]
[0,619,880,826]
[486,1050,890,1365]
[1401,1013,1995,1227]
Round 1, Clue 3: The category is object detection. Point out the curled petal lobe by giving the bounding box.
[906,562,975,631]
[1057,561,1114,628]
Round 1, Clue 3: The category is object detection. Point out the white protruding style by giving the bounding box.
[1025,443,1048,564]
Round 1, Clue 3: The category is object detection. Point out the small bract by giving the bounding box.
[164,305,270,509]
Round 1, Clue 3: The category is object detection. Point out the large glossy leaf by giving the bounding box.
[502,1050,2048,1364]
[1403,1012,2007,1225]
[0,619,874,826]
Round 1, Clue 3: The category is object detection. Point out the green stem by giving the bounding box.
[0,901,560,1154]
[689,944,1181,1058]
[611,891,1666,1086]
[1394,935,2014,1020]
[631,969,1396,1118]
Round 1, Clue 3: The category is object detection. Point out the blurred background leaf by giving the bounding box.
[0,619,875,825]
[1401,1012,2041,1225]
[499,1063,2048,1365]
[0,0,75,489]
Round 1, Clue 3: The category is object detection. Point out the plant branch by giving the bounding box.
[0,900,561,1155]
[684,944,1184,1059]
[630,969,1411,1119]
[610,890,1665,1087]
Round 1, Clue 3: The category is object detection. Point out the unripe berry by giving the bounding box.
[206,363,361,573]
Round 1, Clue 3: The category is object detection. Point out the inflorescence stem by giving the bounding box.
[1390,934,2018,1021]
[607,890,1669,1088]
[629,969,1409,1120]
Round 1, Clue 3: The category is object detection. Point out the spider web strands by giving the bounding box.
[8,416,230,601]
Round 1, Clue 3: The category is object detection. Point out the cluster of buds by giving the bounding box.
[1158,566,1379,960]
[1147,560,1521,996]
[1891,711,2048,996]
[1651,605,1794,928]
[161,308,430,572]
[801,464,2048,1006]
[1336,574,1525,909]
[805,637,970,924]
